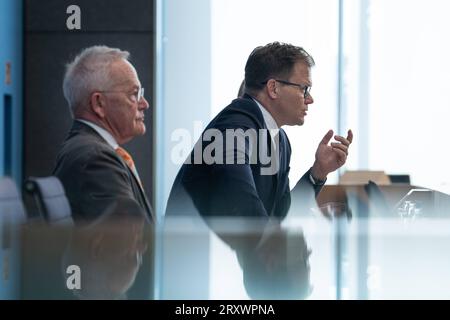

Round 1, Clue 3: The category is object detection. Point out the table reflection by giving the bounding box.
[11,184,450,299]
[20,198,153,300]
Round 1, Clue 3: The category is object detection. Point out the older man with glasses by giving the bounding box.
[53,45,154,223]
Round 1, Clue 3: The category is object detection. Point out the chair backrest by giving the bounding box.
[388,174,411,184]
[24,176,73,226]
[364,180,391,214]
[0,177,27,223]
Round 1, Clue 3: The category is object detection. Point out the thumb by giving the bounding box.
[320,129,334,145]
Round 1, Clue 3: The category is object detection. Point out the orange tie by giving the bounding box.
[115,147,142,186]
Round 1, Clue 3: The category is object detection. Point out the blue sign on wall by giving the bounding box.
[0,0,23,300]
[0,0,23,182]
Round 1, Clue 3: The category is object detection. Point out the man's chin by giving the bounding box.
[136,124,146,135]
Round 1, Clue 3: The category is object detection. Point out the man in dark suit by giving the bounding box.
[53,46,153,223]
[166,42,353,219]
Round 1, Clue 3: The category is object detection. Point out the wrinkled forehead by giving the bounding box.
[109,59,141,88]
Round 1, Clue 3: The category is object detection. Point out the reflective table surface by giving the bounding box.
[3,184,450,299]
[161,215,450,300]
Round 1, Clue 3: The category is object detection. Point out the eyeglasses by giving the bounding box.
[98,87,145,103]
[262,79,311,99]
[275,79,311,99]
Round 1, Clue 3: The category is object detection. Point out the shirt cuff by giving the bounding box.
[309,172,326,186]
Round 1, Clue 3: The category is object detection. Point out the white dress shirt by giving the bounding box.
[76,119,119,150]
[76,119,142,182]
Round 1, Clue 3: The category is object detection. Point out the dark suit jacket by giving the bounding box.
[166,94,322,219]
[53,120,154,223]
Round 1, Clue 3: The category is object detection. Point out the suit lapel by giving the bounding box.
[72,121,155,222]
[123,160,155,222]
[270,129,288,215]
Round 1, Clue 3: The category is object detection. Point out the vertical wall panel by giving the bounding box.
[23,0,155,299]
[0,0,23,300]
[24,0,154,208]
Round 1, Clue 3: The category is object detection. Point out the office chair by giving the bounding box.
[364,180,391,215]
[388,174,411,184]
[0,177,27,223]
[24,176,73,226]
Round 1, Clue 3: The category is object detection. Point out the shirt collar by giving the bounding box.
[76,119,119,149]
[252,98,280,141]
[252,98,279,131]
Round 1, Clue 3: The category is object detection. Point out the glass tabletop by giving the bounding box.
[4,184,450,299]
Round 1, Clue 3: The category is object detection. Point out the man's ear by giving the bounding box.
[90,92,107,118]
[266,79,278,99]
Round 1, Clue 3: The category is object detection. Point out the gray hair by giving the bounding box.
[63,45,130,117]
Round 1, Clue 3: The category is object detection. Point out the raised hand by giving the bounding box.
[311,129,353,180]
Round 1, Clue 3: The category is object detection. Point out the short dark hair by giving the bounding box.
[244,42,315,94]
[237,79,245,98]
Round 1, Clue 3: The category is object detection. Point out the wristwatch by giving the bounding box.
[309,172,327,186]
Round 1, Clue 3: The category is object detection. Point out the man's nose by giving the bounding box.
[305,94,314,104]
[139,97,150,110]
